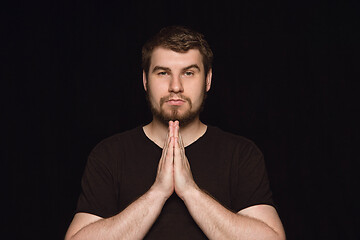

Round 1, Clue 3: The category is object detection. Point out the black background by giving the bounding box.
[3,0,359,239]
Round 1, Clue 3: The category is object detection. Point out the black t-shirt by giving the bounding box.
[76,125,274,239]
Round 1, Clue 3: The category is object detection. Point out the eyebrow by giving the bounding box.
[152,66,171,73]
[183,64,201,71]
[151,64,201,73]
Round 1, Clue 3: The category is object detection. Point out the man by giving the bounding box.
[65,26,286,239]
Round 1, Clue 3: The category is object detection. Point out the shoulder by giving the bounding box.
[206,125,260,151]
[203,125,264,164]
[95,126,143,148]
[89,126,144,158]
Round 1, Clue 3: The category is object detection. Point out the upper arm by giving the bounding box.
[65,212,103,240]
[237,204,286,240]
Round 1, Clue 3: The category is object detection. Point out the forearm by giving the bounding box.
[183,188,283,240]
[70,188,166,240]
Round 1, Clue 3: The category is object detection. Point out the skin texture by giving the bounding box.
[65,48,286,240]
[144,47,211,130]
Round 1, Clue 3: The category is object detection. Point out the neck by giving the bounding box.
[143,117,207,148]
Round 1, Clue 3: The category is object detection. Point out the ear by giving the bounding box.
[143,70,148,91]
[205,68,212,92]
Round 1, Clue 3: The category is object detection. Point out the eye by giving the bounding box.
[184,71,194,76]
[157,71,168,76]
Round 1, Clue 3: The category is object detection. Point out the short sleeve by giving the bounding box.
[231,140,274,212]
[75,143,119,218]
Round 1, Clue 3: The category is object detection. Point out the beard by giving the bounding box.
[146,86,207,127]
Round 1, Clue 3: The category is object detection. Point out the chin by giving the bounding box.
[158,110,199,127]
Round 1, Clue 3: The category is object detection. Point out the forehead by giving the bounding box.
[150,47,204,71]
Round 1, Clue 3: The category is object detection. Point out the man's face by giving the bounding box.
[143,47,212,127]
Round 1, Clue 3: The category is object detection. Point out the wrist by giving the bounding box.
[179,184,201,202]
[148,185,172,203]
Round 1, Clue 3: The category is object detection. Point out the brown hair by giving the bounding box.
[142,25,213,77]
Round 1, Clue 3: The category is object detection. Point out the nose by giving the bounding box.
[168,75,184,93]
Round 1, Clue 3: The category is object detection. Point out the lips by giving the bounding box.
[160,95,191,107]
[168,98,185,102]
[166,99,185,106]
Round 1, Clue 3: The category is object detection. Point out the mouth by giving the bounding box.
[166,99,186,106]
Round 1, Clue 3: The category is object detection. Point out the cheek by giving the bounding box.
[147,83,168,105]
[149,80,169,94]
[186,82,206,101]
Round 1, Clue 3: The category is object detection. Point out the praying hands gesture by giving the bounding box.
[152,120,198,201]
[151,121,285,240]
[66,121,285,240]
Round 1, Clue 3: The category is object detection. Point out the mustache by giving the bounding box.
[160,95,192,106]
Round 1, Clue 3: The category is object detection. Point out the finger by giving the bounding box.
[178,131,185,150]
[169,121,174,138]
[159,137,173,174]
[174,136,182,166]
[174,123,179,139]
[175,120,179,135]
[178,135,190,169]
[163,132,169,150]
[161,131,170,155]
[166,136,175,165]
[164,122,173,157]
[159,134,171,173]
[177,132,186,161]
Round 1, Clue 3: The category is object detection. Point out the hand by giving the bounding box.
[151,121,198,201]
[172,121,198,200]
[151,122,175,200]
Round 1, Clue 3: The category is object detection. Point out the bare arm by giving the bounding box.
[173,123,286,240]
[65,188,167,240]
[182,188,285,240]
[65,124,177,240]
